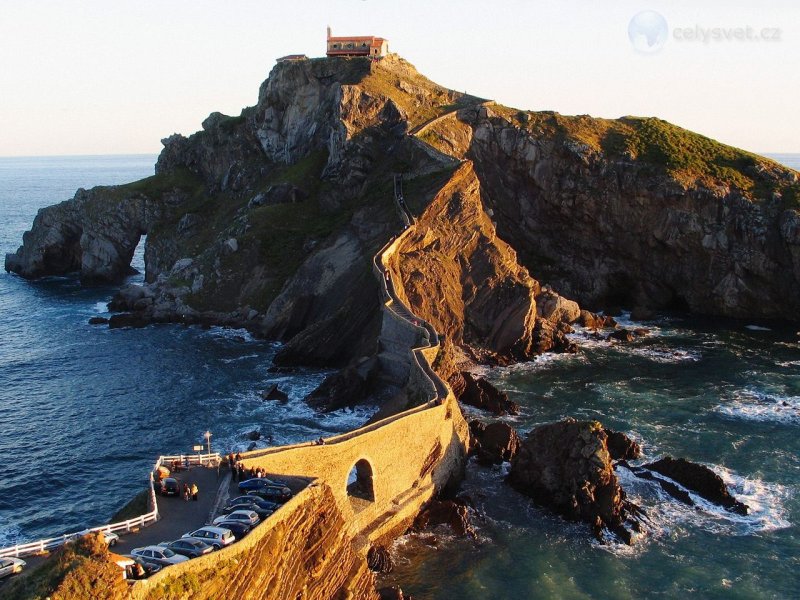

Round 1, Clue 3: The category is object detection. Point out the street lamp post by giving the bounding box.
[204,430,212,456]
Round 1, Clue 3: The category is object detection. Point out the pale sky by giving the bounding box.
[0,0,797,156]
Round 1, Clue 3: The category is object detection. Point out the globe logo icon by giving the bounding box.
[628,10,668,54]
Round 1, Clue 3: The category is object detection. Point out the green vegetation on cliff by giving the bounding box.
[494,107,796,200]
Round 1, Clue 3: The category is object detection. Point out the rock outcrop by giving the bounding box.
[411,498,474,538]
[455,372,519,416]
[469,420,520,465]
[508,419,642,543]
[604,429,641,461]
[644,456,749,515]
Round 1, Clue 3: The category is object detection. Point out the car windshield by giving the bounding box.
[0,559,11,567]
[162,548,175,557]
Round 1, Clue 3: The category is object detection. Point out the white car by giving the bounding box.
[181,526,235,549]
[212,509,260,528]
[69,529,120,546]
[130,545,190,567]
[0,557,26,579]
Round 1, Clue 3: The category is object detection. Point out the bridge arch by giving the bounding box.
[346,458,375,506]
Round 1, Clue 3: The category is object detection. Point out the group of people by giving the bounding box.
[182,482,199,501]
[227,452,272,482]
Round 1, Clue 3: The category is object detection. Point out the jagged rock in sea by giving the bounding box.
[578,310,617,330]
[469,419,520,465]
[604,429,641,461]
[411,498,475,538]
[260,383,289,402]
[508,418,642,544]
[367,545,394,574]
[454,372,520,416]
[645,456,749,515]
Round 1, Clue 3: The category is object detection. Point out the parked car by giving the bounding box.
[68,529,120,547]
[181,526,235,549]
[209,520,250,541]
[131,545,190,567]
[237,477,289,493]
[220,503,273,519]
[213,509,260,528]
[157,538,213,559]
[226,496,280,512]
[159,477,181,497]
[0,557,25,579]
[246,485,292,503]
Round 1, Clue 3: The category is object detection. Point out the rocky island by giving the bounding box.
[4,53,799,598]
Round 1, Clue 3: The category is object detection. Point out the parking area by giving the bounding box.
[2,466,312,588]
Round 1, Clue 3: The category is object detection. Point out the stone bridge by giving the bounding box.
[236,189,469,543]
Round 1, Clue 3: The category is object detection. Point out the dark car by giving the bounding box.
[237,477,289,493]
[211,519,250,540]
[158,538,213,558]
[221,503,273,519]
[126,555,162,579]
[159,477,180,497]
[246,485,292,503]
[226,496,280,512]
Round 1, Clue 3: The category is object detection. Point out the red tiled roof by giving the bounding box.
[328,36,385,42]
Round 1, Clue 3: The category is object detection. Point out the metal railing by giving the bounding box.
[0,452,220,559]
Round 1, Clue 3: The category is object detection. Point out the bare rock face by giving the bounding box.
[645,456,749,515]
[508,418,641,543]
[470,420,520,465]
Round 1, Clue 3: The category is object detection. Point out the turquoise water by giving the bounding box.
[386,316,800,598]
[0,156,370,547]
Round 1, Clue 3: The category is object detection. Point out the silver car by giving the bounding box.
[181,525,235,549]
[212,509,260,528]
[131,545,190,566]
[0,557,26,578]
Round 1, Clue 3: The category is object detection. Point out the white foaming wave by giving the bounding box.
[624,347,701,364]
[715,389,800,425]
[614,462,792,547]
[220,353,262,364]
[203,326,258,343]
[776,360,800,368]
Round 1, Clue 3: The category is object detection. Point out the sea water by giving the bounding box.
[0,155,371,547]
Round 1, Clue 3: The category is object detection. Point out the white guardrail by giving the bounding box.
[0,452,220,559]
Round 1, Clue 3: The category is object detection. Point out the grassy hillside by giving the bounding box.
[492,106,799,202]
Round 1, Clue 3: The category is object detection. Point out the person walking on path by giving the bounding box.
[191,482,199,501]
[182,483,190,501]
